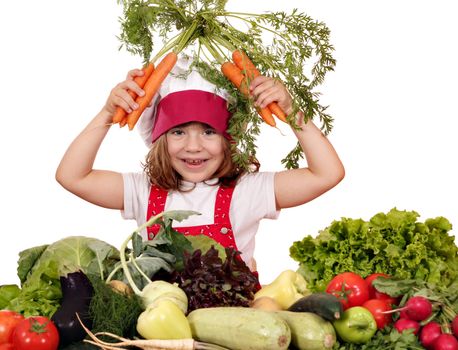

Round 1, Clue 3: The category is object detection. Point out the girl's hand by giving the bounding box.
[249,76,293,115]
[103,69,146,116]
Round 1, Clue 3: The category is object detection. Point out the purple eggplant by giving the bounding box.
[51,270,93,347]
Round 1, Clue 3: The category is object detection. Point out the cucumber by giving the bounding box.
[187,307,291,350]
[276,311,336,350]
[287,292,343,321]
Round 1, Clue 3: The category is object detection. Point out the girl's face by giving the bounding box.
[166,122,225,183]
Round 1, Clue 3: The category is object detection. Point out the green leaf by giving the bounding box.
[0,284,20,309]
[163,210,201,223]
[17,244,48,285]
[186,234,226,260]
[132,232,144,258]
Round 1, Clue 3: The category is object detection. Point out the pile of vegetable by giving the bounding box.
[114,0,336,169]
[285,208,458,349]
[320,271,458,349]
[290,208,458,292]
[0,210,264,349]
[2,208,458,349]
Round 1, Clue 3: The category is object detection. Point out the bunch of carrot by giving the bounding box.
[112,52,178,130]
[221,50,287,127]
[112,49,286,131]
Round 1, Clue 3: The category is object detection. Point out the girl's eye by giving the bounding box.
[170,129,184,136]
[203,129,217,135]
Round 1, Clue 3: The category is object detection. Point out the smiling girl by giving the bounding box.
[55,57,344,272]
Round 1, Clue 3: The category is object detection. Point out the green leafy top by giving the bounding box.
[110,209,227,292]
[116,0,336,169]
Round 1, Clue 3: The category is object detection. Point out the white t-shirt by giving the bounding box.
[122,172,280,268]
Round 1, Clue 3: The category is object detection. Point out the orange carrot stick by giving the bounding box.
[267,102,287,122]
[232,50,287,123]
[119,116,128,128]
[221,61,248,94]
[113,63,155,125]
[126,52,178,130]
[221,61,275,126]
[256,106,276,127]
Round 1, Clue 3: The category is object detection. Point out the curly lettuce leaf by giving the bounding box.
[290,208,458,291]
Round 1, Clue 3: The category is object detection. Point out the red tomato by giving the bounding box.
[0,310,24,344]
[0,344,14,350]
[365,273,387,297]
[326,272,370,310]
[11,316,59,350]
[365,273,399,306]
[365,273,389,298]
[362,298,393,329]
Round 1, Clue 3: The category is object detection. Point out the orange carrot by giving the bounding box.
[113,63,155,125]
[221,62,275,126]
[256,106,276,127]
[232,50,259,79]
[232,50,287,123]
[267,102,287,122]
[119,115,128,128]
[126,52,178,130]
[221,61,249,95]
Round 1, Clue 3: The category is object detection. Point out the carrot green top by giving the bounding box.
[117,0,336,170]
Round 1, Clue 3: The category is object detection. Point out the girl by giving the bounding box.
[55,57,345,271]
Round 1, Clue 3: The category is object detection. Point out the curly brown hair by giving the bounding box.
[143,131,259,191]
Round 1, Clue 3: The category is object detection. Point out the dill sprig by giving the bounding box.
[117,0,336,169]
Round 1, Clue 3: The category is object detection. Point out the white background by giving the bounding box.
[1,1,457,286]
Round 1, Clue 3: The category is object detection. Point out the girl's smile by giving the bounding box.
[167,122,225,183]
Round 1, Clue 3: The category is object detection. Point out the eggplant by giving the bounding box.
[51,270,93,348]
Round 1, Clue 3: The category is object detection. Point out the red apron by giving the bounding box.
[146,184,238,250]
[146,184,261,289]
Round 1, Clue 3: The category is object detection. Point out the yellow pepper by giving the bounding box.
[254,270,310,309]
[136,299,192,340]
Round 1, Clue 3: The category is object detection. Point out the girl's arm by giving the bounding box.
[55,69,145,210]
[250,76,345,210]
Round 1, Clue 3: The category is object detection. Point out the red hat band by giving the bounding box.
[151,90,231,143]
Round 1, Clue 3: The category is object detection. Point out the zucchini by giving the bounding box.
[187,307,291,350]
[276,311,336,350]
[287,292,343,321]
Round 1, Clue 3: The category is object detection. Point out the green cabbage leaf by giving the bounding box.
[8,236,119,317]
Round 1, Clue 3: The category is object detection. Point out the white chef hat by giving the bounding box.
[137,56,232,147]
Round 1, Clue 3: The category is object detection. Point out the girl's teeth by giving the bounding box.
[187,159,203,165]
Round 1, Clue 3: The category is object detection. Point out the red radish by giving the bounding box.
[384,296,434,321]
[433,334,458,350]
[394,318,421,335]
[384,296,432,321]
[404,296,433,321]
[452,315,458,338]
[399,308,409,319]
[420,322,442,349]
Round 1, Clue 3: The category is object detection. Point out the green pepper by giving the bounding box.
[332,306,377,344]
[254,270,310,309]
